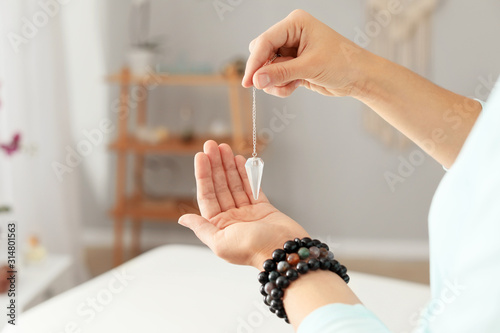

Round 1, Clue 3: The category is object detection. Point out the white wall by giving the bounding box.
[91,0,500,246]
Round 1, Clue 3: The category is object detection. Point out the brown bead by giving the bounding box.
[287,253,300,266]
[319,248,328,258]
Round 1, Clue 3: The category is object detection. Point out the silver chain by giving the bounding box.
[252,86,257,157]
[252,53,279,158]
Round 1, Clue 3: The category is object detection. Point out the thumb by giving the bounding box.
[253,57,309,89]
[178,214,220,249]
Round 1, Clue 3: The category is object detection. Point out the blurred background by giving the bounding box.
[0,0,499,313]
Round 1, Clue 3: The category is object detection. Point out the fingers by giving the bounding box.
[219,143,251,208]
[195,152,221,219]
[178,214,221,251]
[204,140,236,211]
[254,56,309,90]
[242,10,309,88]
[263,79,302,98]
[277,47,298,58]
[235,155,269,204]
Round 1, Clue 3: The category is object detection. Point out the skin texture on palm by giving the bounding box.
[178,140,309,269]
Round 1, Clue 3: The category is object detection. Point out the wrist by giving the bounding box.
[256,236,355,325]
[250,234,310,270]
[347,48,385,102]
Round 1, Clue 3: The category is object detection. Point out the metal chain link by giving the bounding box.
[252,53,280,158]
[252,86,257,157]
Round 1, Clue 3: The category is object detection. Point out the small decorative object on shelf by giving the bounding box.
[209,119,231,139]
[179,106,194,143]
[25,235,47,264]
[223,58,246,77]
[135,125,169,144]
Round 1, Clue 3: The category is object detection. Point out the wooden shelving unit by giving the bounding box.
[107,67,254,266]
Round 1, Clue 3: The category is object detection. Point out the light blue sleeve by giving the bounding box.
[297,304,391,333]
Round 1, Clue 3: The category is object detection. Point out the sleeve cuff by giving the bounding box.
[297,303,391,333]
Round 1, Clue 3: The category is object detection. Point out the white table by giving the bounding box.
[9,245,430,333]
[0,255,71,330]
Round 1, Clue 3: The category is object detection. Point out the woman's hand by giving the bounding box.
[242,9,369,98]
[179,140,309,269]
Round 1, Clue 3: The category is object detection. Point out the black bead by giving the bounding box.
[296,261,309,274]
[276,276,290,289]
[268,271,280,283]
[301,237,313,248]
[329,260,341,273]
[312,239,321,246]
[271,288,284,299]
[343,274,350,283]
[272,249,287,262]
[318,243,330,251]
[294,238,302,247]
[286,269,299,281]
[307,258,320,271]
[263,295,271,306]
[270,299,283,310]
[265,295,273,305]
[285,317,290,324]
[319,258,331,270]
[339,265,347,275]
[270,307,276,313]
[276,309,286,318]
[260,284,267,296]
[263,259,276,272]
[258,271,269,284]
[283,240,299,253]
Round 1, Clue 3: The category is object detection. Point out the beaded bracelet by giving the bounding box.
[257,237,349,324]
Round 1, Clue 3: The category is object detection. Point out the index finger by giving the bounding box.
[242,10,306,88]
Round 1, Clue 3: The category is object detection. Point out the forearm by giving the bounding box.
[283,270,361,329]
[352,51,482,168]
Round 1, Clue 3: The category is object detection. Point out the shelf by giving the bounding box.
[109,135,255,155]
[106,72,241,86]
[111,196,199,221]
[108,67,253,265]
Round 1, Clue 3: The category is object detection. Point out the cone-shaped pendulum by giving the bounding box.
[246,87,264,200]
[245,55,279,201]
[245,157,264,200]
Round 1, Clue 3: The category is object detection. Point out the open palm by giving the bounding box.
[179,140,309,269]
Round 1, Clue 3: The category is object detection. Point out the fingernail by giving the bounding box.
[256,73,271,89]
[295,80,301,88]
[178,217,186,227]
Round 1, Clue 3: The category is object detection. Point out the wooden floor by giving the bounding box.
[85,246,430,285]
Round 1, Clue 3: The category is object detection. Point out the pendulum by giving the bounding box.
[245,54,279,200]
[245,87,264,200]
